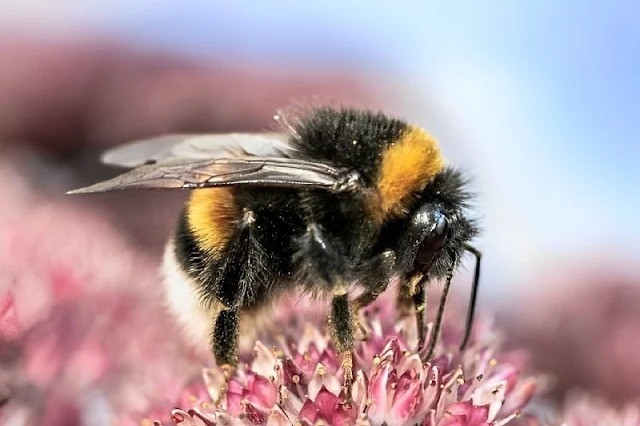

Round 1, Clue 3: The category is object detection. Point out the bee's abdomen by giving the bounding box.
[174,187,301,310]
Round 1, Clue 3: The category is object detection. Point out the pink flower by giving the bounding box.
[145,293,539,426]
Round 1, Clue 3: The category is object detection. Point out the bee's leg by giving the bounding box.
[328,291,354,405]
[460,244,482,351]
[212,308,240,406]
[412,279,427,351]
[424,263,455,362]
[351,250,396,340]
[396,272,429,350]
[351,283,388,340]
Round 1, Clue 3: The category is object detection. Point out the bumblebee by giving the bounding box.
[69,106,481,400]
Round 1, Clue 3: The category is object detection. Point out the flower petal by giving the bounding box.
[367,359,392,426]
[397,353,423,378]
[486,383,506,422]
[388,371,424,426]
[441,402,489,426]
[251,341,279,380]
[244,402,268,425]
[423,366,442,410]
[277,384,304,416]
[225,391,244,416]
[266,406,291,426]
[351,370,369,411]
[308,363,341,400]
[299,399,322,424]
[483,365,519,394]
[502,378,537,414]
[314,386,339,417]
[245,373,277,409]
[436,368,463,421]
[318,349,340,372]
[281,357,304,386]
[330,404,358,426]
[188,407,220,426]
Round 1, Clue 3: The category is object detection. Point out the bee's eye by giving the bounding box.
[433,214,448,238]
[414,213,449,268]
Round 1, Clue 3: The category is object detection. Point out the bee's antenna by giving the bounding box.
[425,258,456,362]
[460,244,481,350]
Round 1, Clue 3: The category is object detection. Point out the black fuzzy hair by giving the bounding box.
[290,106,408,185]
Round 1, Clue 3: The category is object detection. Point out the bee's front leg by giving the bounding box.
[328,292,354,405]
[395,271,431,352]
[212,308,240,406]
[351,250,396,340]
[351,285,387,341]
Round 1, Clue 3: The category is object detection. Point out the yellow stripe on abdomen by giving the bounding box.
[186,188,238,255]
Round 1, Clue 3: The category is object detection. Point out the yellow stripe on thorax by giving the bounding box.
[374,126,444,221]
[186,188,238,254]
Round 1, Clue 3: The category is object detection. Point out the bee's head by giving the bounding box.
[396,167,479,280]
[399,167,481,354]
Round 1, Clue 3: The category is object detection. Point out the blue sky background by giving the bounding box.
[2,0,638,305]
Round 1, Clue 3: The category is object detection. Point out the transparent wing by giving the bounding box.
[67,156,350,194]
[101,132,294,168]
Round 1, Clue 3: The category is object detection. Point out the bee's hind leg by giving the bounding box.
[328,292,355,405]
[211,308,240,406]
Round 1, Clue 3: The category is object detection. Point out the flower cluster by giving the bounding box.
[148,294,540,426]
